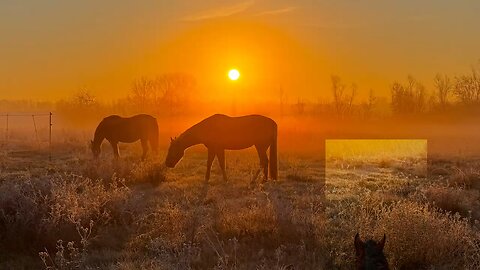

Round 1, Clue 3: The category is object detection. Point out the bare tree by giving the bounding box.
[331,75,346,115]
[453,68,480,106]
[433,73,451,110]
[72,90,97,107]
[361,89,377,119]
[331,75,356,117]
[130,77,157,110]
[156,73,196,116]
[391,75,426,115]
[56,89,103,125]
[128,73,196,115]
[347,83,357,115]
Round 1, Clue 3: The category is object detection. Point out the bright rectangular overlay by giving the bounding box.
[326,139,427,161]
[325,139,428,193]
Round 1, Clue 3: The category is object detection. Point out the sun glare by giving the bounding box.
[228,69,240,81]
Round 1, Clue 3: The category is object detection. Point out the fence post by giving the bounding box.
[32,115,39,145]
[49,112,52,161]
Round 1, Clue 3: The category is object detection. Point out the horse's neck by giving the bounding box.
[178,128,200,150]
[93,128,105,146]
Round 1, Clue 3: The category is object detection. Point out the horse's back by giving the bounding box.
[195,114,276,149]
[102,115,122,122]
[100,114,155,127]
[205,114,276,128]
[130,114,156,122]
[126,114,158,134]
[98,114,158,142]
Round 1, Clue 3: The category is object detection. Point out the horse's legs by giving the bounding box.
[149,137,158,155]
[141,139,148,160]
[205,148,216,181]
[255,145,269,181]
[216,149,228,182]
[110,141,120,158]
[255,145,268,180]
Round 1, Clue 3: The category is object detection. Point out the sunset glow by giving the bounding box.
[228,69,240,81]
[4,2,479,101]
[2,2,480,269]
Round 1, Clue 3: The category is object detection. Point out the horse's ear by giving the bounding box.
[378,234,386,251]
[170,137,173,142]
[354,233,364,256]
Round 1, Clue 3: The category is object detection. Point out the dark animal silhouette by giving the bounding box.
[355,233,389,270]
[91,114,159,159]
[165,114,277,181]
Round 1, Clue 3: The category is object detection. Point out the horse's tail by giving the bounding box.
[151,118,159,153]
[269,123,278,180]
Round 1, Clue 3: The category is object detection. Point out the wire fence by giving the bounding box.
[0,112,53,160]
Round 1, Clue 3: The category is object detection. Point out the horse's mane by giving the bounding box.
[176,117,210,141]
[94,116,120,140]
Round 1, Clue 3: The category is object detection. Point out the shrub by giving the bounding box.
[0,173,130,253]
[423,186,480,218]
[326,195,480,269]
[129,201,194,253]
[130,160,167,185]
[216,198,278,240]
[449,167,480,189]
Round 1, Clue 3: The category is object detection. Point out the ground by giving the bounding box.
[0,141,479,269]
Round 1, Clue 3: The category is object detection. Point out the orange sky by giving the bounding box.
[1,1,479,103]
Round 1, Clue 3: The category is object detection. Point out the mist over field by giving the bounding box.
[3,71,480,156]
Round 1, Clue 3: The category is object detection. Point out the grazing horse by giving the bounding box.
[91,114,159,159]
[165,114,277,181]
[354,233,389,270]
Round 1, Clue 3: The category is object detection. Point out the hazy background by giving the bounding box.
[1,0,480,101]
[1,0,480,157]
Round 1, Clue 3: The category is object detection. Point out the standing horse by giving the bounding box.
[165,114,277,181]
[354,233,389,270]
[91,114,159,159]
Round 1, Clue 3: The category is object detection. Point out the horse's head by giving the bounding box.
[354,233,389,270]
[90,140,101,158]
[165,137,184,168]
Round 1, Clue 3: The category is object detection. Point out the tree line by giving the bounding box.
[324,65,480,119]
[2,64,480,123]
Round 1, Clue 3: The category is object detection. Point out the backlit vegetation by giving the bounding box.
[0,142,479,269]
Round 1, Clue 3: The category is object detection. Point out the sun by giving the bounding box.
[228,69,240,81]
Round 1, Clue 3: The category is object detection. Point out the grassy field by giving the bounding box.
[0,141,480,269]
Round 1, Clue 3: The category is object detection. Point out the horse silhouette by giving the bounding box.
[91,114,159,159]
[165,114,277,181]
[354,233,389,270]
